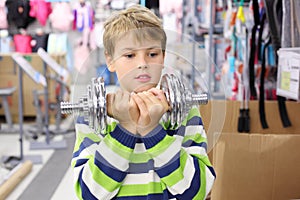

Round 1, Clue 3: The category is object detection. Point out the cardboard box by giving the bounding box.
[211,133,300,200]
[200,100,300,135]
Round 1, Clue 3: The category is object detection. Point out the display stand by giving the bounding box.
[1,54,44,166]
[36,48,73,135]
[0,87,19,133]
[12,53,66,150]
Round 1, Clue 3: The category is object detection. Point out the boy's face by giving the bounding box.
[106,33,165,93]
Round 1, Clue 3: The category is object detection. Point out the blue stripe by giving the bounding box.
[142,128,166,149]
[186,116,203,126]
[174,126,186,137]
[173,157,201,199]
[156,152,180,178]
[74,158,88,167]
[110,125,137,149]
[208,165,216,178]
[128,159,154,173]
[94,151,127,182]
[73,137,97,158]
[76,116,89,124]
[166,128,177,136]
[78,168,98,200]
[183,141,207,151]
[113,192,168,200]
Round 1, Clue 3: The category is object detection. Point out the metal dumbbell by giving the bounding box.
[61,74,208,133]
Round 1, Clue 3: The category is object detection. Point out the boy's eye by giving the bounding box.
[149,52,158,57]
[124,54,134,58]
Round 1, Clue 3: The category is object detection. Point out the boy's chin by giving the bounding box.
[133,83,157,93]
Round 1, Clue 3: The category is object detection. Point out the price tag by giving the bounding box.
[277,49,300,101]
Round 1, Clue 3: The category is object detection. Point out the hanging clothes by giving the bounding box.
[47,32,73,70]
[31,29,49,52]
[49,2,74,32]
[73,0,94,32]
[29,0,52,26]
[159,0,183,42]
[0,30,13,53]
[13,33,32,53]
[5,0,35,29]
[0,0,8,29]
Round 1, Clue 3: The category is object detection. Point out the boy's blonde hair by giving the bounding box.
[103,5,167,57]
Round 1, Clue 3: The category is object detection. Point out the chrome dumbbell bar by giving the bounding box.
[61,74,208,133]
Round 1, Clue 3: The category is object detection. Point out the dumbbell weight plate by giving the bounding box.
[92,77,106,134]
[172,74,185,127]
[160,74,173,127]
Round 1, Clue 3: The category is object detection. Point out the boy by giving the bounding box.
[72,5,215,200]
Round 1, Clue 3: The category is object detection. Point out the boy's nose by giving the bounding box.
[137,64,148,69]
[137,55,148,69]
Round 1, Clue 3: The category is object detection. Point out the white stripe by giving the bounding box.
[184,146,207,156]
[98,141,129,171]
[153,136,182,167]
[82,164,119,199]
[75,123,96,134]
[73,130,129,171]
[73,164,84,184]
[71,143,98,164]
[167,155,195,195]
[205,166,215,197]
[122,170,161,185]
[185,125,206,138]
[133,143,146,153]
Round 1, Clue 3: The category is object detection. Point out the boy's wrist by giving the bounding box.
[119,122,137,134]
[138,123,160,137]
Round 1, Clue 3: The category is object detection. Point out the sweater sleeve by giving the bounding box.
[141,106,216,200]
[71,122,137,200]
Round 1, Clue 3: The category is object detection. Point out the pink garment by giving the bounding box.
[73,1,94,32]
[29,0,52,26]
[159,0,183,19]
[0,0,8,29]
[159,0,183,41]
[49,2,74,32]
[74,44,90,75]
[13,34,32,53]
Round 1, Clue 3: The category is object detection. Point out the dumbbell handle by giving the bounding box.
[190,93,208,105]
[61,102,83,114]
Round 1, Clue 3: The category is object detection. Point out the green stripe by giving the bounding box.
[74,181,83,200]
[103,134,134,160]
[160,150,187,186]
[88,157,122,192]
[193,160,207,200]
[191,154,212,167]
[183,133,207,144]
[129,152,152,163]
[147,135,176,157]
[74,129,101,152]
[182,107,201,126]
[117,182,165,197]
[105,121,118,134]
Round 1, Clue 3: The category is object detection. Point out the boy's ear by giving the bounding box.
[105,51,115,72]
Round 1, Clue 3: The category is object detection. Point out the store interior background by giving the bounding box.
[0,0,300,200]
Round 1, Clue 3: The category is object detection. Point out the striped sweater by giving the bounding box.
[72,106,216,200]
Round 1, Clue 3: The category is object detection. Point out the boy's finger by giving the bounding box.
[147,89,169,110]
[137,92,155,106]
[131,93,148,113]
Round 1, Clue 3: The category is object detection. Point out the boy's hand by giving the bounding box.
[131,88,169,136]
[107,90,139,134]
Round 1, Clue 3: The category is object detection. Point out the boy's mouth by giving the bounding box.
[135,74,151,82]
